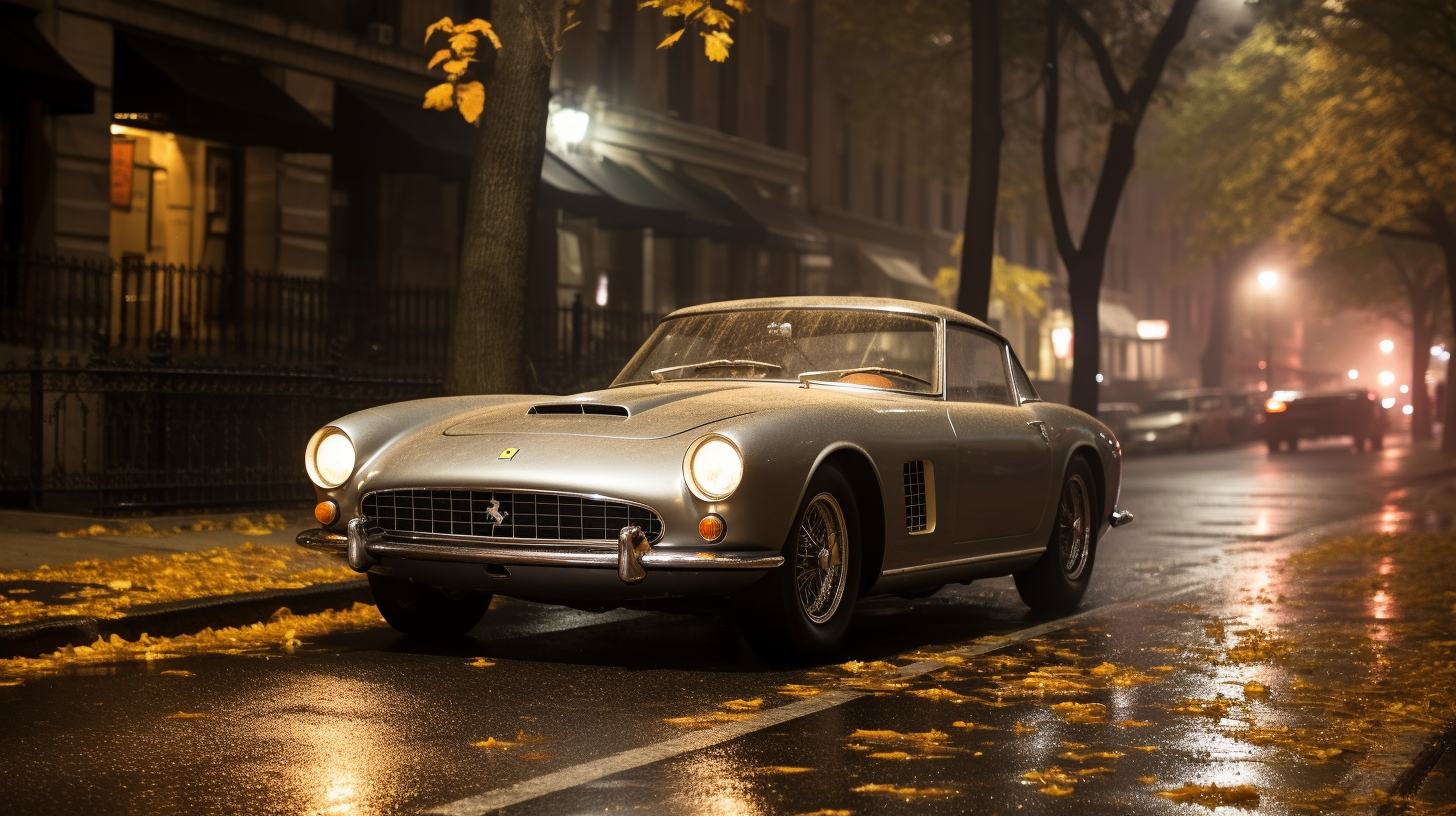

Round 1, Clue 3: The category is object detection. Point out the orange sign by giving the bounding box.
[110,140,134,209]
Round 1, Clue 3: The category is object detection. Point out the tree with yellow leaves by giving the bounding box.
[422,1,749,395]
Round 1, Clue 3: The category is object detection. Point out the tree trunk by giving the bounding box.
[1438,218,1456,454]
[448,1,557,396]
[1200,244,1252,388]
[956,0,1002,321]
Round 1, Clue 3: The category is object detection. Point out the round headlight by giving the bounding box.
[685,435,743,501]
[306,428,355,489]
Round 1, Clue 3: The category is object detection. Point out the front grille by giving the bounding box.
[362,488,664,543]
[903,461,928,533]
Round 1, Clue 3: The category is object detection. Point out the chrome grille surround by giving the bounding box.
[361,488,665,545]
[903,460,928,533]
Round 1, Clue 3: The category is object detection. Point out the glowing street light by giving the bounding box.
[1378,371,1395,386]
[1258,270,1278,290]
[548,96,591,152]
[1348,369,1359,380]
[1379,339,1394,354]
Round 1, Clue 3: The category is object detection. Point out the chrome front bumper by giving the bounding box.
[296,518,784,584]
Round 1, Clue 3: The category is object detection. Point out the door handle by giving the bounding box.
[1027,420,1050,443]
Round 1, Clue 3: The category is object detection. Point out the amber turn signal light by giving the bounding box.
[1264,399,1287,413]
[698,514,725,542]
[315,501,339,525]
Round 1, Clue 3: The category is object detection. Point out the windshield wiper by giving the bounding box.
[798,367,934,388]
[651,359,783,383]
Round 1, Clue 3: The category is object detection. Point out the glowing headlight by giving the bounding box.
[305,427,355,489]
[684,435,743,501]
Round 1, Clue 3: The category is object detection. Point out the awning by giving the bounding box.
[553,151,686,230]
[686,166,829,252]
[112,33,331,152]
[859,245,937,299]
[598,148,760,241]
[0,5,94,114]
[1099,302,1140,338]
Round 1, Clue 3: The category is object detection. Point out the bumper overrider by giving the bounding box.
[297,518,785,585]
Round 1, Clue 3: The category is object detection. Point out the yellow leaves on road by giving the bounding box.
[847,728,956,759]
[0,603,384,681]
[473,737,514,750]
[723,697,762,710]
[159,670,192,677]
[850,783,959,799]
[0,542,358,627]
[777,684,822,698]
[1171,698,1232,718]
[466,657,495,668]
[1155,782,1260,808]
[664,697,766,728]
[907,687,972,703]
[1059,750,1124,762]
[165,711,205,719]
[56,515,283,539]
[756,766,814,775]
[1243,680,1269,698]
[836,660,898,674]
[1050,702,1107,724]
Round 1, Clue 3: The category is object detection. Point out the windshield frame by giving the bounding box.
[611,305,947,397]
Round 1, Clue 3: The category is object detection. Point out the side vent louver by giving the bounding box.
[528,403,630,417]
[903,460,935,534]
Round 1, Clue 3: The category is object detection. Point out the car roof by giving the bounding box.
[664,296,1001,336]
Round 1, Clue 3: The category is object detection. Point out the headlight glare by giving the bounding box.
[685,436,743,501]
[306,428,355,489]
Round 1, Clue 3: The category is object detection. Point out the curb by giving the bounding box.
[0,579,371,660]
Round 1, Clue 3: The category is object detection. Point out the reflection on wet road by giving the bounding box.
[3,439,1455,815]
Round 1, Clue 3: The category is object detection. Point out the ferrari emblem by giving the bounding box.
[499,448,518,460]
[485,498,508,525]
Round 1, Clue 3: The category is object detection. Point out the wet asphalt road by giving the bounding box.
[0,438,1448,815]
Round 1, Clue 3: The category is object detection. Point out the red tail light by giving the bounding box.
[1265,399,1287,413]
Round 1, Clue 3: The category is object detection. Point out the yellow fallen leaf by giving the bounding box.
[466,657,496,667]
[952,720,996,730]
[838,660,899,674]
[1131,745,1159,752]
[1022,767,1078,785]
[159,670,193,677]
[1151,666,1175,672]
[1155,783,1260,807]
[723,698,762,710]
[1060,750,1124,762]
[0,679,22,687]
[1038,784,1075,796]
[852,783,959,799]
[1117,719,1152,727]
[166,711,205,719]
[1077,766,1115,776]
[472,737,515,750]
[777,684,822,698]
[1090,662,1120,677]
[1172,698,1230,718]
[1014,721,1036,734]
[757,766,814,774]
[1051,702,1107,723]
[663,716,712,728]
[107,579,132,591]
[1243,680,1269,697]
[908,687,972,703]
[1138,775,1158,784]
[1061,741,1089,749]
[869,751,914,760]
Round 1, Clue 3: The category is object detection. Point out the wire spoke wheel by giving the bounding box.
[793,492,847,624]
[1056,473,1092,581]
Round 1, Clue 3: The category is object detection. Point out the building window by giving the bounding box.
[836,96,851,210]
[873,163,884,220]
[765,23,789,148]
[667,29,694,120]
[718,51,738,135]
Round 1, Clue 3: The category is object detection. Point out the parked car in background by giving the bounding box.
[1263,389,1387,453]
[1225,392,1264,442]
[296,297,1134,658]
[1123,390,1233,452]
[1097,402,1141,442]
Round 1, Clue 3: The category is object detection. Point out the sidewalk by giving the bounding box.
[0,505,365,658]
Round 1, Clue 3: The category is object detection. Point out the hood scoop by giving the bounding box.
[528,403,630,417]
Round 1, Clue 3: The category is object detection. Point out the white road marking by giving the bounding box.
[426,582,1199,816]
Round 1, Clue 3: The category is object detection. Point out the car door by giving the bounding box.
[941,325,1054,556]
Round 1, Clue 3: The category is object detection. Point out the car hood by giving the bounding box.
[441,382,775,440]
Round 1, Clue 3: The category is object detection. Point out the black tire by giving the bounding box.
[367,572,491,638]
[739,465,862,660]
[1265,438,1281,454]
[1188,427,1201,451]
[1014,457,1099,614]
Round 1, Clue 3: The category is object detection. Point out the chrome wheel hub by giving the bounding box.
[794,492,848,624]
[1057,474,1093,580]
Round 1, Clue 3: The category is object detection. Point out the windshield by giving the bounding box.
[613,308,940,394]
[1142,398,1192,414]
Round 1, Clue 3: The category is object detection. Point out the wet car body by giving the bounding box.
[1263,389,1388,453]
[296,297,1131,652]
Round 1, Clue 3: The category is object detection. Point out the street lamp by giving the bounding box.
[547,94,591,153]
[1379,339,1394,354]
[1258,270,1278,391]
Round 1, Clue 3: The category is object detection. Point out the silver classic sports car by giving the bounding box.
[297,297,1133,657]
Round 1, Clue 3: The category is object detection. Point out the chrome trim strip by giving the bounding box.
[295,528,782,570]
[880,547,1046,576]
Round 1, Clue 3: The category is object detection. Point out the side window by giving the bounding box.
[1008,349,1040,403]
[946,326,1013,405]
